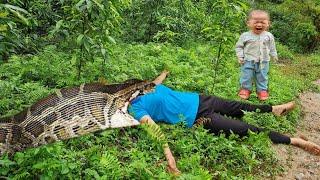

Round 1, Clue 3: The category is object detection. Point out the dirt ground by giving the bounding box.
[274,90,320,179]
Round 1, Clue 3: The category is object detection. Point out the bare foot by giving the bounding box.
[290,137,320,155]
[272,101,295,116]
[299,134,308,141]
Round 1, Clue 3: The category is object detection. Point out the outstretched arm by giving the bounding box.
[152,70,169,85]
[140,115,181,176]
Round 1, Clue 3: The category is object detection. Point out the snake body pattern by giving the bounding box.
[0,79,155,155]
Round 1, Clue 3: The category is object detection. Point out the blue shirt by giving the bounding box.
[128,84,199,127]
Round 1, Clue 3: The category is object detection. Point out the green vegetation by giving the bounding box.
[253,0,320,53]
[1,0,320,179]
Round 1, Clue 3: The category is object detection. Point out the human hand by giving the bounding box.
[161,70,169,76]
[167,156,181,176]
[238,58,245,65]
[153,70,169,85]
[163,144,181,176]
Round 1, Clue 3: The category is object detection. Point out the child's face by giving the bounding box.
[247,12,270,35]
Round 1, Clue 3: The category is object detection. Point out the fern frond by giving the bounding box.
[194,117,212,127]
[0,71,11,79]
[84,168,100,179]
[142,123,167,146]
[99,153,121,178]
[12,171,30,180]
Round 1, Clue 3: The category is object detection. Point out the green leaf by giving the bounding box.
[32,162,46,169]
[75,0,86,10]
[55,20,63,30]
[50,20,64,36]
[0,11,9,18]
[68,163,77,170]
[14,152,25,165]
[201,27,213,33]
[86,0,92,12]
[83,38,90,52]
[87,37,94,45]
[92,0,104,10]
[84,168,100,179]
[8,9,29,25]
[0,159,16,166]
[2,4,29,15]
[61,166,70,174]
[101,48,106,57]
[107,36,116,44]
[76,34,84,45]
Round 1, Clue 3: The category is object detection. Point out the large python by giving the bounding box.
[0,79,155,155]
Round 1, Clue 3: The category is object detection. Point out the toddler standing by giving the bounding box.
[235,10,278,100]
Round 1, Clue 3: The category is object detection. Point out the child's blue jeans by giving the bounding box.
[240,61,269,92]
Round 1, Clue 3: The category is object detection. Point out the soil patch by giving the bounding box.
[274,92,320,179]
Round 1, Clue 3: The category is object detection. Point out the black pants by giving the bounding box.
[195,95,291,144]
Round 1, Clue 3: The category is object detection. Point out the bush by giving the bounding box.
[120,0,247,45]
[290,23,318,53]
[253,0,320,53]
[276,43,294,62]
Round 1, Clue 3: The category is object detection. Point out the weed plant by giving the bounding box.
[0,42,319,179]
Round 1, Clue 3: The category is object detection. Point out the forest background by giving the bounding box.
[0,0,320,179]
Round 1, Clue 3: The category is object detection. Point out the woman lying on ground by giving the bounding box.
[128,70,320,175]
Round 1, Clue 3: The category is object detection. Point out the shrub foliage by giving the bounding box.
[1,0,320,179]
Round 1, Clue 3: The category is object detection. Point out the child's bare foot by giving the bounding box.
[290,137,320,155]
[272,101,295,116]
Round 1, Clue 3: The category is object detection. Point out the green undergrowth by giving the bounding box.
[1,43,319,179]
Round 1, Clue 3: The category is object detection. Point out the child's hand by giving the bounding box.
[238,58,245,65]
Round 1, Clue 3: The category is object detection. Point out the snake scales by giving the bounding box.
[0,79,155,156]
